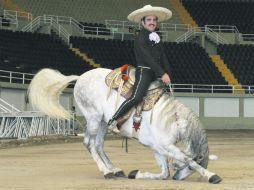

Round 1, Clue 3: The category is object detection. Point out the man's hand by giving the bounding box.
[162,73,171,85]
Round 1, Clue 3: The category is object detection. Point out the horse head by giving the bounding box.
[166,100,209,180]
[173,132,209,180]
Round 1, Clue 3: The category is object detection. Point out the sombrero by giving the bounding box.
[127,5,172,23]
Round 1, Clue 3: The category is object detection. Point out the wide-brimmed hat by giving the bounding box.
[127,5,172,23]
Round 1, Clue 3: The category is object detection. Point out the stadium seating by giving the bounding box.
[12,0,179,24]
[71,36,227,87]
[165,42,227,85]
[0,29,92,76]
[182,0,254,34]
[217,44,254,85]
[70,36,136,69]
[0,27,229,91]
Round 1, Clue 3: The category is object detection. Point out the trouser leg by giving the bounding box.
[112,67,154,120]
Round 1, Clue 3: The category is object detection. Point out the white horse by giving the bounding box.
[29,68,222,184]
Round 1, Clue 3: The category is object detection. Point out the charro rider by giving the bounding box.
[108,5,173,133]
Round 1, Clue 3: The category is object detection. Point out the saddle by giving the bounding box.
[105,65,165,131]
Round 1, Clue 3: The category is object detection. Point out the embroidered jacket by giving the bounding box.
[134,28,172,78]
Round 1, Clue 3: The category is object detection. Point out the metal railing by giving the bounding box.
[160,23,191,32]
[21,16,41,32]
[0,98,20,113]
[0,69,34,84]
[176,26,228,44]
[1,11,18,28]
[241,34,254,41]
[205,24,242,42]
[204,25,254,42]
[2,9,254,43]
[172,84,254,94]
[105,19,140,29]
[0,9,33,29]
[45,16,168,40]
[105,19,191,32]
[104,20,254,43]
[1,69,253,94]
[205,25,239,33]
[204,26,229,44]
[0,111,75,139]
[22,15,70,44]
[4,9,33,21]
[50,19,70,44]
[175,29,195,43]
[23,15,168,41]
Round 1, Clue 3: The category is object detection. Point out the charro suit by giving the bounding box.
[134,28,171,77]
[111,28,172,121]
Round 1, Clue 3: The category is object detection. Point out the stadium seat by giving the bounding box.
[182,0,254,34]
[0,29,92,76]
[218,44,254,86]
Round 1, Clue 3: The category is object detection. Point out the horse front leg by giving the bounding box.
[128,151,170,180]
[163,145,222,184]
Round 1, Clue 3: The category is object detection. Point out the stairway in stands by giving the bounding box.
[210,55,244,94]
[170,0,199,30]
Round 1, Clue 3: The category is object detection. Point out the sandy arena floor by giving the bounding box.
[0,130,254,190]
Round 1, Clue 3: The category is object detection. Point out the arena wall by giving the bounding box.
[1,82,253,130]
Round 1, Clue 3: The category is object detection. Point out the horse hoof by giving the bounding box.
[128,170,139,179]
[104,172,116,179]
[115,171,126,178]
[172,170,183,180]
[209,174,222,184]
[172,174,179,180]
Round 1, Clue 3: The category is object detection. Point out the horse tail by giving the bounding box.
[28,68,79,119]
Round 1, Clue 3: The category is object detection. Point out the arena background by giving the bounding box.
[0,0,254,189]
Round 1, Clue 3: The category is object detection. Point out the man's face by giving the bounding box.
[142,15,158,32]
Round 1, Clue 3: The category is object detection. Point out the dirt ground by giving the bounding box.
[0,130,254,190]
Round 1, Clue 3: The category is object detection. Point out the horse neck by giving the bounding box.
[180,107,209,167]
[163,97,209,166]
[185,121,208,156]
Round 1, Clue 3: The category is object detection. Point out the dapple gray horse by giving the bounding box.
[29,68,222,183]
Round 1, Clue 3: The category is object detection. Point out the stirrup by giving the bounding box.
[107,119,120,134]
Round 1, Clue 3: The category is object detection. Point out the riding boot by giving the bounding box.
[107,119,120,134]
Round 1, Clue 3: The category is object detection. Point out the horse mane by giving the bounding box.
[159,94,209,168]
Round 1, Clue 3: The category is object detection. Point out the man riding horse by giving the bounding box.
[29,5,222,180]
[108,5,173,133]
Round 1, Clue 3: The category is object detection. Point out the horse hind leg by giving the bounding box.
[83,114,116,178]
[75,91,117,178]
[128,151,169,180]
[77,96,124,178]
[84,132,114,177]
[95,121,126,178]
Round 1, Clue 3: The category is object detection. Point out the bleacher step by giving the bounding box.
[70,48,100,68]
[210,55,245,94]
